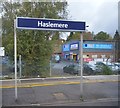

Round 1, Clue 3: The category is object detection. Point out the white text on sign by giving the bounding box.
[38,21,68,28]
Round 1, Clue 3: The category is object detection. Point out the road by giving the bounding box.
[2,76,119,107]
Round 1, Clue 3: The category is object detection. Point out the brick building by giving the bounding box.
[62,40,115,62]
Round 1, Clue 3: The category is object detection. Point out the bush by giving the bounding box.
[22,63,50,78]
[102,65,113,75]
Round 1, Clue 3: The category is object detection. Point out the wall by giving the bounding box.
[62,40,115,62]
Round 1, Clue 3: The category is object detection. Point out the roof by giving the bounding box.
[64,39,115,44]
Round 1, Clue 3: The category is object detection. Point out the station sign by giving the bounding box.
[16,17,85,31]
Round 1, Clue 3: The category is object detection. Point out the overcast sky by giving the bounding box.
[66,0,119,37]
[1,0,119,39]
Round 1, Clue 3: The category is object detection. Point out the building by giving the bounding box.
[62,40,115,62]
[118,1,120,34]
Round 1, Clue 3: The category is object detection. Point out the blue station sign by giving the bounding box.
[16,17,85,31]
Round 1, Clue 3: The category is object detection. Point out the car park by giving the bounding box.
[114,63,120,74]
[63,61,120,76]
[85,62,105,73]
[95,62,120,75]
[85,63,97,71]
[63,63,94,75]
[85,62,113,74]
[107,64,119,74]
[63,64,78,75]
[95,62,107,72]
[100,62,119,74]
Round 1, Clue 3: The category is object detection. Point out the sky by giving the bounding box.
[65,0,119,37]
[1,0,119,39]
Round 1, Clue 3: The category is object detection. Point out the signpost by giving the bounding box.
[19,55,22,78]
[80,33,83,98]
[14,19,17,100]
[15,17,86,100]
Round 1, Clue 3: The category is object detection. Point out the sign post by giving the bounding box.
[15,17,86,100]
[19,55,22,78]
[14,19,17,100]
[80,33,83,98]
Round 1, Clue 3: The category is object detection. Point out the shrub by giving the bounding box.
[102,65,113,75]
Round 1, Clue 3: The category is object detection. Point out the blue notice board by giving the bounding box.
[83,43,113,49]
[63,44,70,51]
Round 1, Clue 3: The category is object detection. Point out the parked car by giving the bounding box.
[63,64,78,75]
[85,62,104,73]
[114,63,120,74]
[101,62,120,74]
[83,63,96,75]
[85,63,96,71]
[107,64,119,74]
[95,62,107,72]
[63,63,94,75]
[86,62,111,74]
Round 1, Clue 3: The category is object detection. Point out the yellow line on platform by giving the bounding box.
[1,80,119,89]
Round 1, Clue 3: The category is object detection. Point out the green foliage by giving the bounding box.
[66,32,93,41]
[113,30,120,40]
[67,32,74,41]
[102,65,112,75]
[2,1,68,77]
[113,30,120,62]
[94,31,111,40]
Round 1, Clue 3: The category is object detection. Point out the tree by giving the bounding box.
[113,30,120,40]
[2,1,68,77]
[102,65,112,75]
[83,32,93,40]
[66,31,93,41]
[94,31,111,40]
[113,30,120,62]
[66,32,74,41]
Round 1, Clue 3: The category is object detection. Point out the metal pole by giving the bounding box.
[80,32,83,98]
[50,60,51,77]
[19,55,22,78]
[14,19,18,100]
